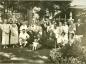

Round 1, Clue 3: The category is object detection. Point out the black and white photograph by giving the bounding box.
[0,0,86,64]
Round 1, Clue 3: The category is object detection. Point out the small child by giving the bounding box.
[32,39,39,51]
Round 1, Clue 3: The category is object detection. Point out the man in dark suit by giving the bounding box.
[75,19,83,35]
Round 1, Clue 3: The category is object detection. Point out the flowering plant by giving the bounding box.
[49,48,62,61]
[49,44,86,64]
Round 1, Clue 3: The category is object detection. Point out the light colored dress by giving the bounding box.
[32,42,39,48]
[1,24,10,45]
[10,24,18,45]
[32,41,39,50]
[62,25,69,34]
[69,24,76,34]
[53,27,60,39]
[57,35,63,44]
[62,25,69,45]
[58,26,63,35]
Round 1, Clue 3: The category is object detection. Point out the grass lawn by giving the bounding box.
[0,47,54,64]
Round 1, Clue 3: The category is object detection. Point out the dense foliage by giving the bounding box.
[50,42,86,64]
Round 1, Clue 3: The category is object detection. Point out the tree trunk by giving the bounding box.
[27,8,33,25]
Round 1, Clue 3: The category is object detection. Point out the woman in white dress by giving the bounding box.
[62,22,69,45]
[69,21,76,40]
[1,19,10,48]
[53,25,61,48]
[32,6,41,23]
[10,24,18,48]
[58,22,63,35]
[56,22,63,48]
[62,22,69,34]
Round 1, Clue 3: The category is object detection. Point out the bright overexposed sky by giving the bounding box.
[71,0,86,6]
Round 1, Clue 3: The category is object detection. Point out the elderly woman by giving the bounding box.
[10,23,18,48]
[0,19,10,48]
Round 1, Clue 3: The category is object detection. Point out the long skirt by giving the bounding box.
[10,32,18,45]
[2,32,9,45]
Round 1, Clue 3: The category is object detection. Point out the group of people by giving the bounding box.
[0,6,82,50]
[0,18,82,50]
[0,18,43,51]
[41,18,77,48]
[0,19,18,48]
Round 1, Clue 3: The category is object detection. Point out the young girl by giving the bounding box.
[32,39,39,51]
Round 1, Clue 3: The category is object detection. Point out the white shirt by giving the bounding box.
[32,42,39,47]
[19,32,30,40]
[62,25,69,34]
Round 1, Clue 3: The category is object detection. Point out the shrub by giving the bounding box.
[49,42,86,64]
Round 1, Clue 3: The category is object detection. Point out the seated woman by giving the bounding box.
[20,22,28,33]
[19,29,30,47]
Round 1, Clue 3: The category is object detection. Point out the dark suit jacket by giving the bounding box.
[75,23,83,35]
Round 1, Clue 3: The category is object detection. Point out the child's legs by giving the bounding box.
[34,46,37,50]
[24,41,27,46]
[19,39,23,46]
[32,46,35,50]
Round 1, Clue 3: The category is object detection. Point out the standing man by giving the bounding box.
[75,19,82,35]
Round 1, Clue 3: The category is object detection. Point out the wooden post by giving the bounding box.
[70,11,72,19]
[27,8,33,25]
[59,16,60,22]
